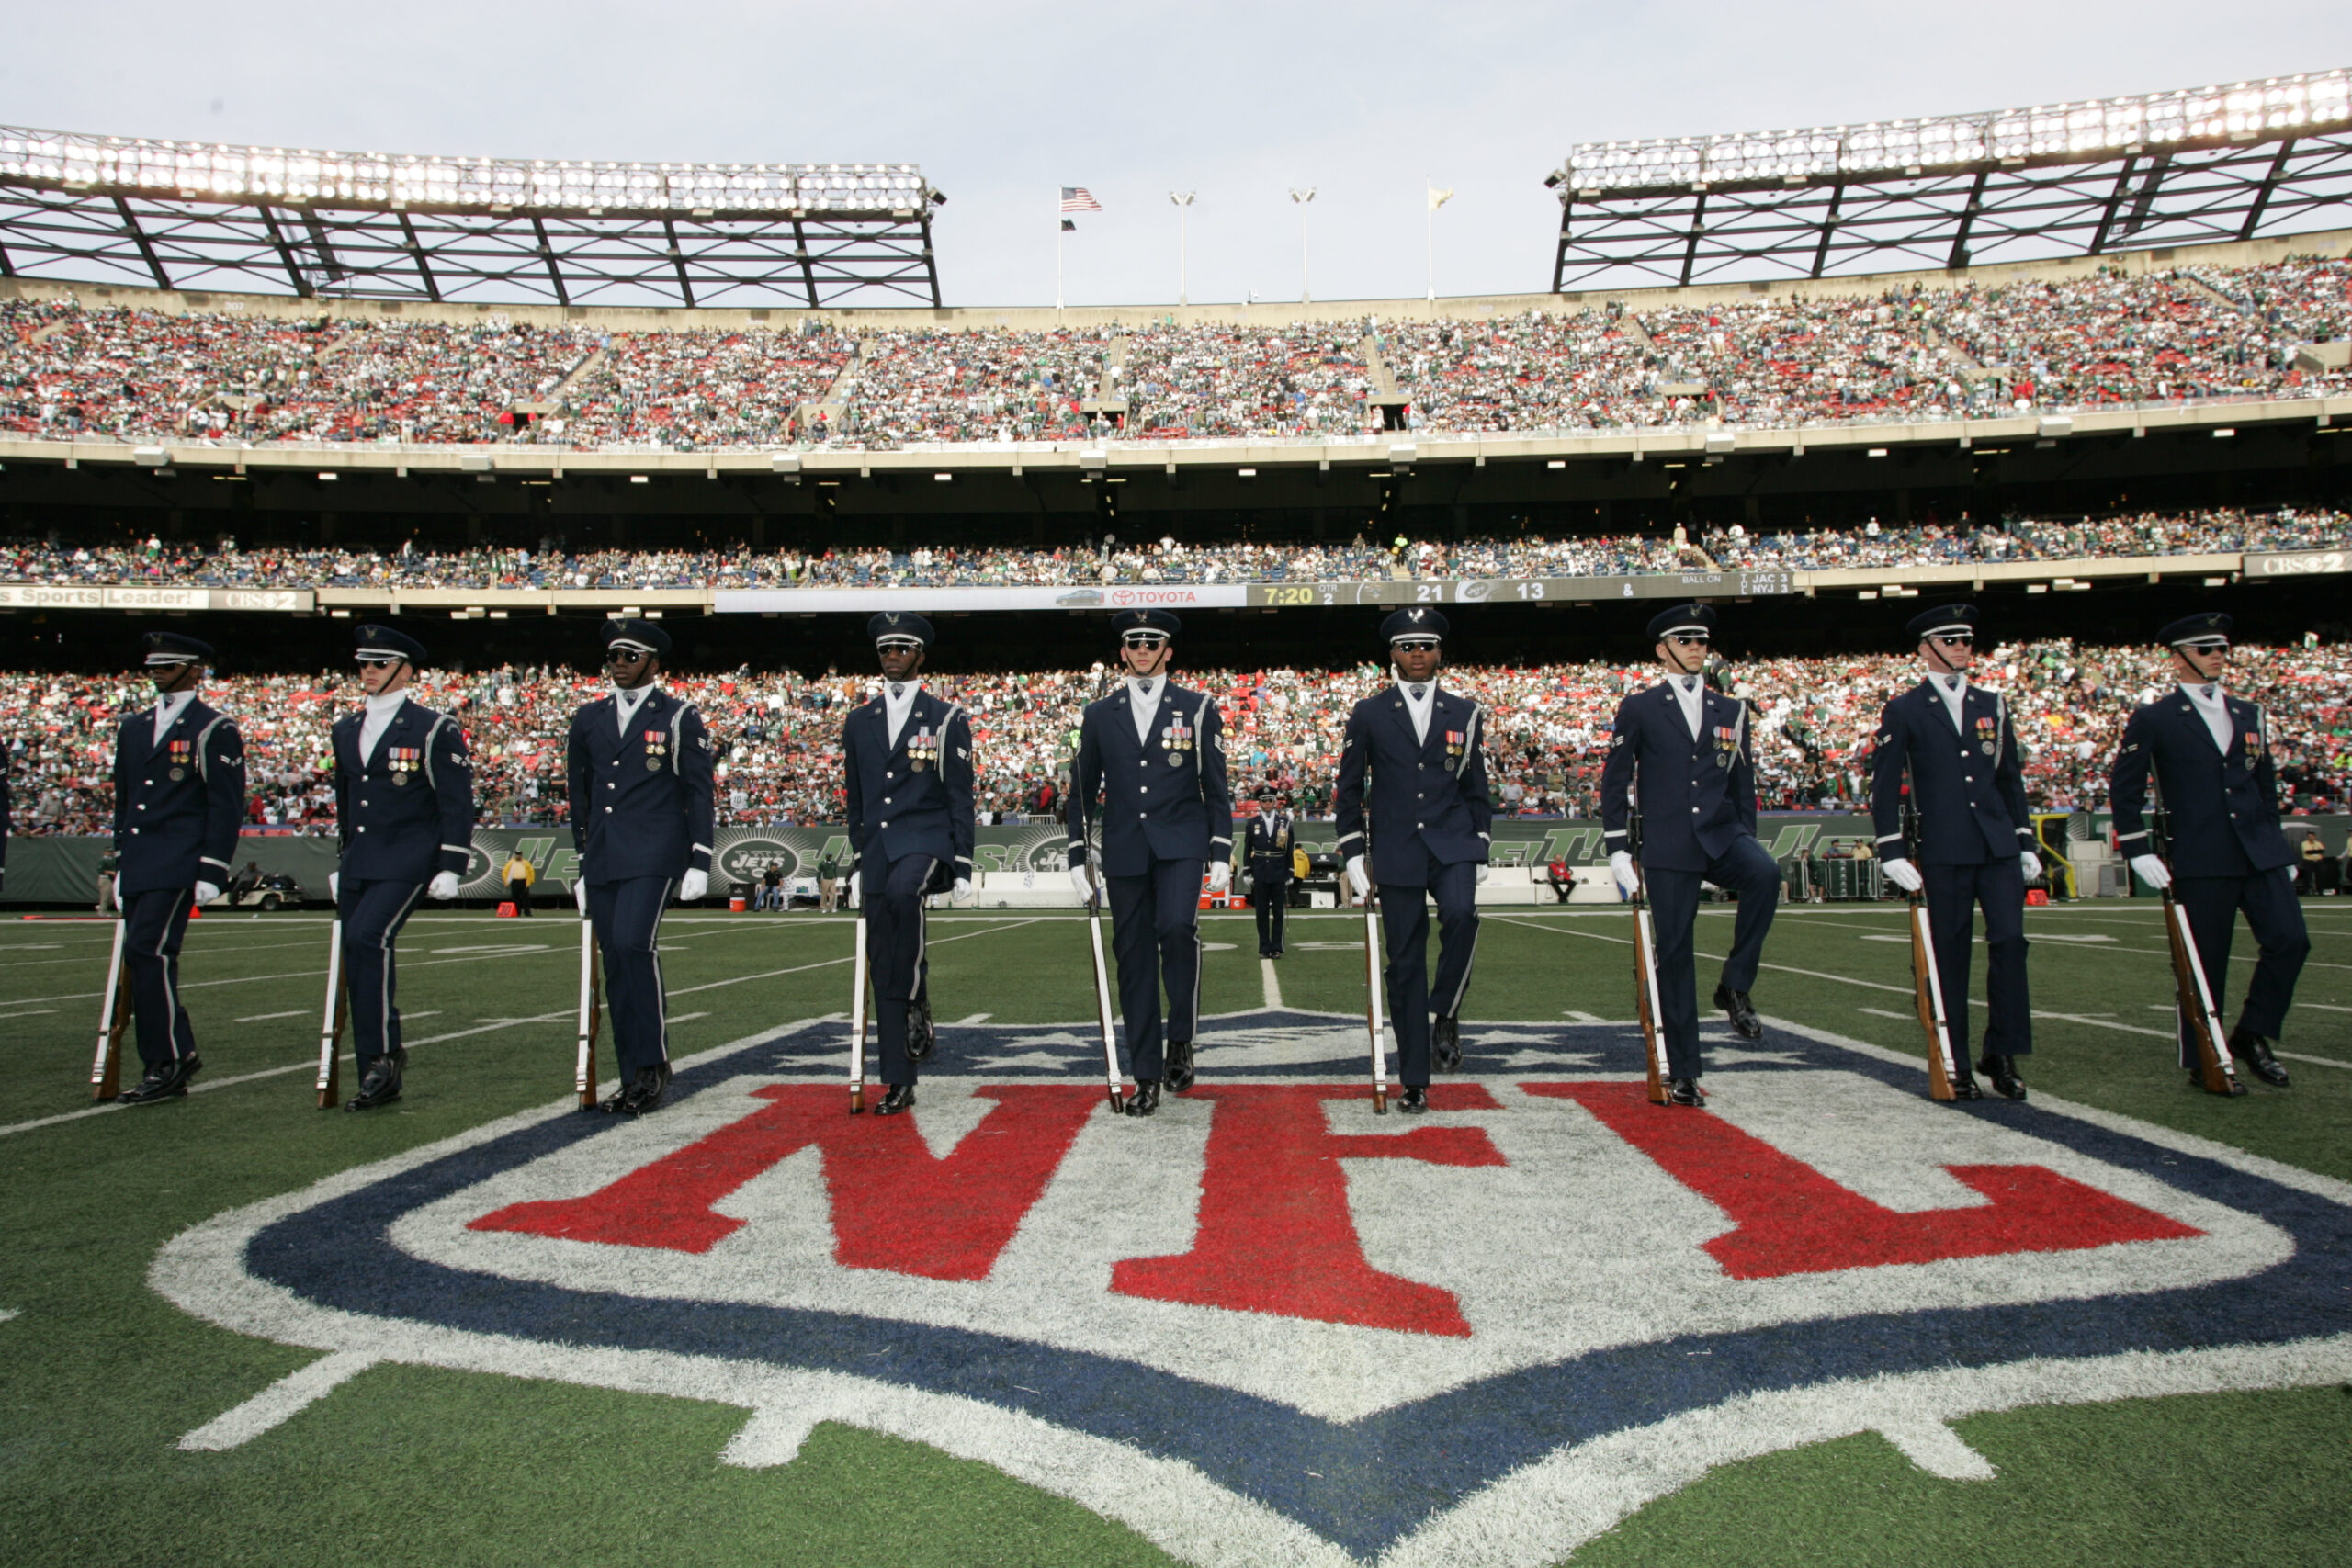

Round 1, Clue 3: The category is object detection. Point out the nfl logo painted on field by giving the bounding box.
[158,1010,2352,1567]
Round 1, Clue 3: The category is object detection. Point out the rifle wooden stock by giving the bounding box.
[2162,887,2242,1095]
[848,913,870,1113]
[1907,896,1960,1100]
[90,918,130,1102]
[574,917,602,1110]
[1084,869,1125,1112]
[1364,889,1389,1114]
[1629,879,1668,1106]
[314,918,348,1109]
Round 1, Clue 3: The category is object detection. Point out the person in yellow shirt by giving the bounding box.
[503,850,537,917]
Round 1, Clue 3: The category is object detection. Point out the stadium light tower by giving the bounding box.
[1170,191,1196,306]
[1289,187,1316,304]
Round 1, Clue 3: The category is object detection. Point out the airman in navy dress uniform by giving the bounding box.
[331,626,475,1111]
[1336,607,1493,1112]
[2109,612,2306,1089]
[110,632,248,1104]
[1600,604,1779,1105]
[565,619,717,1115]
[842,613,977,1114]
[1870,604,2038,1101]
[1245,787,1295,958]
[1068,610,1234,1117]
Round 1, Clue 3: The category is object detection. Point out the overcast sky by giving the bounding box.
[8,2,2349,309]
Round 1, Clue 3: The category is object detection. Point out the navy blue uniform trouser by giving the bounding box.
[1252,875,1288,954]
[1646,836,1781,1080]
[1108,858,1203,1082]
[1376,851,1480,1088]
[1922,857,2030,1061]
[2175,869,2309,1064]
[120,888,197,1068]
[588,874,676,1080]
[338,878,425,1067]
[864,853,937,1088]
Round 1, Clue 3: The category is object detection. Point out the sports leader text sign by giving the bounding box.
[0,583,313,612]
[158,1010,2352,1567]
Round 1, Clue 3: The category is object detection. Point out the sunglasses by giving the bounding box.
[1121,634,1170,649]
[356,657,401,671]
[604,647,651,664]
[1392,638,1442,653]
[1668,634,1712,647]
[1931,634,1975,648]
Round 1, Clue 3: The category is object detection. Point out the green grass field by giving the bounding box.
[2,897,2347,1566]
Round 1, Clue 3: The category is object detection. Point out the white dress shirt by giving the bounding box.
[2180,682,2233,753]
[1397,680,1437,745]
[1926,671,1968,731]
[881,681,921,749]
[152,689,197,746]
[1665,673,1704,740]
[1125,676,1166,745]
[357,691,409,765]
[613,681,656,737]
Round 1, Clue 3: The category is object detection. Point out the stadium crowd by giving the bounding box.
[8,640,2346,840]
[3,506,2345,593]
[6,254,2348,448]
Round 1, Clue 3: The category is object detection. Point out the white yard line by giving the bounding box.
[2278,1051,2352,1071]
[1261,958,1283,1011]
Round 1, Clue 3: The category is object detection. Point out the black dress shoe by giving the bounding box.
[2232,1029,2290,1087]
[614,1065,671,1115]
[1431,1014,1462,1073]
[1979,1053,2028,1101]
[1164,1040,1195,1093]
[344,1047,406,1111]
[1949,1068,1985,1101]
[1397,1085,1429,1115]
[1125,1079,1161,1117]
[906,1001,935,1063]
[1713,984,1763,1041]
[119,1054,202,1105]
[1666,1077,1704,1107]
[875,1083,917,1115]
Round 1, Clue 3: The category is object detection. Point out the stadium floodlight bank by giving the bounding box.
[1548,69,2352,290]
[0,127,944,308]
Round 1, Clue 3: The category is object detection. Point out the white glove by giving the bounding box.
[329,871,340,900]
[194,881,221,906]
[1206,861,1232,896]
[574,880,591,914]
[677,868,708,903]
[1475,864,1490,886]
[954,876,973,902]
[428,871,460,901]
[1609,852,1640,898]
[1069,864,1095,898]
[1345,855,1370,897]
[2131,853,2172,890]
[2019,850,2043,883]
[846,871,860,908]
[1882,856,1925,894]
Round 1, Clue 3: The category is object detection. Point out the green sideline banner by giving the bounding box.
[5,814,2340,906]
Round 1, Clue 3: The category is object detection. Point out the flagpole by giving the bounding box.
[1057,190,1065,311]
[1426,175,1435,303]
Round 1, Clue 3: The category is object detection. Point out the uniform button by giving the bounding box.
[357,826,367,832]
[1964,775,1974,782]
[883,797,892,805]
[1141,786,1149,794]
[1140,812,1148,818]
[1417,821,1425,829]
[605,807,613,814]
[137,804,146,811]
[1417,792,1424,798]
[130,828,140,836]
[144,779,153,785]
[1417,762,1425,771]
[1139,761,1148,768]
[1692,807,1701,813]
[880,821,888,828]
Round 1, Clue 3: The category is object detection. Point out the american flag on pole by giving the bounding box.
[1059,186,1103,213]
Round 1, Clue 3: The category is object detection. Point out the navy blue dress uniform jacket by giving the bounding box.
[332,699,476,883]
[1069,683,1235,875]
[565,688,718,885]
[1868,680,2032,865]
[1600,681,1758,873]
[842,689,977,880]
[2109,690,2294,877]
[1334,686,1494,883]
[112,699,247,896]
[1246,810,1296,882]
